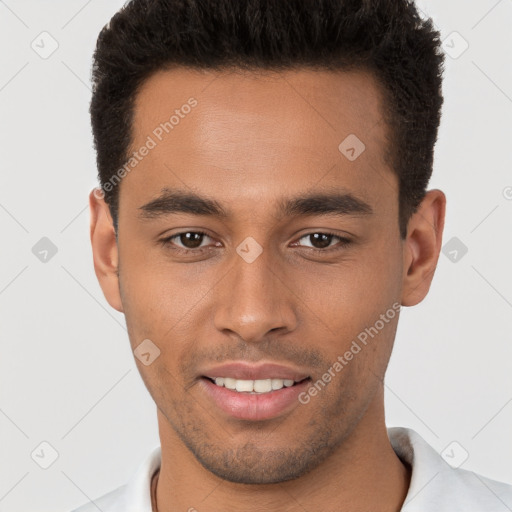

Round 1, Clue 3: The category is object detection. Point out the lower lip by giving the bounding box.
[200,377,311,421]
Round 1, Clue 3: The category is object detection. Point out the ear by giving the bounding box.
[401,189,446,307]
[89,188,124,313]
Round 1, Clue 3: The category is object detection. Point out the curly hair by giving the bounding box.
[90,0,445,238]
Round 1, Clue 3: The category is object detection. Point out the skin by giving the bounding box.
[89,67,446,512]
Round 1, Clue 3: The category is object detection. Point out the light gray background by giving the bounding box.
[0,1,511,511]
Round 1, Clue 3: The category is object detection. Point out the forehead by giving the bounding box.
[122,66,396,216]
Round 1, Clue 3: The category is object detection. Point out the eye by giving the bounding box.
[159,230,352,255]
[293,232,352,252]
[160,231,216,253]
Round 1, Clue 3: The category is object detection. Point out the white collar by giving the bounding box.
[73,427,512,511]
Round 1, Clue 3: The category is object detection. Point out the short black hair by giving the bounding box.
[90,0,445,238]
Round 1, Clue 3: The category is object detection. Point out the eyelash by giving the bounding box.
[159,230,352,255]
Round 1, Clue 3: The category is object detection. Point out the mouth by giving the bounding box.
[202,376,311,394]
[199,376,312,421]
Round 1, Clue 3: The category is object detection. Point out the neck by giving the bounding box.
[154,390,411,512]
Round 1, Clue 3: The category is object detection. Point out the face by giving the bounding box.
[90,67,443,485]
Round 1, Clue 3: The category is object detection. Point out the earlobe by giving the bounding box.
[401,189,446,307]
[89,188,124,313]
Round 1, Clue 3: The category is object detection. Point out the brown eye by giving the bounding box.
[295,232,352,252]
[306,233,334,249]
[176,232,205,249]
[161,231,213,252]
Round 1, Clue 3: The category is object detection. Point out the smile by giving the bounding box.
[200,376,312,420]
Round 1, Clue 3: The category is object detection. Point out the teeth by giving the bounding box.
[271,378,284,390]
[223,377,236,390]
[235,379,254,392]
[254,379,272,393]
[211,377,300,393]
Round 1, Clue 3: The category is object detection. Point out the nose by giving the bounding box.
[213,245,298,343]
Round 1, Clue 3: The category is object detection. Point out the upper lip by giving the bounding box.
[201,362,310,381]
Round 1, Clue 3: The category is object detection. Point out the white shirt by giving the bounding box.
[71,427,512,511]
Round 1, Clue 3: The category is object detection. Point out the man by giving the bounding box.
[73,0,512,510]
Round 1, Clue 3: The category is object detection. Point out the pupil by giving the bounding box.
[311,233,332,249]
[181,232,203,249]
[178,233,332,250]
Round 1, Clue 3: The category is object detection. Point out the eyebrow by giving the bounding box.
[137,187,374,221]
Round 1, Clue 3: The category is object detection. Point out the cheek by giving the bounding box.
[119,230,402,359]
[295,242,402,375]
[119,248,202,324]
[295,247,400,329]
[119,254,220,377]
